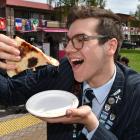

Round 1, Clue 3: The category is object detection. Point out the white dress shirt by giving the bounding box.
[82,65,116,140]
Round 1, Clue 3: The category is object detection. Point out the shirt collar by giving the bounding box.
[83,65,116,104]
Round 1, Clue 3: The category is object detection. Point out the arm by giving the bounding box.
[0,58,74,106]
[91,124,117,140]
[119,79,140,140]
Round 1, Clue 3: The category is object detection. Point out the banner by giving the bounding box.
[0,18,6,30]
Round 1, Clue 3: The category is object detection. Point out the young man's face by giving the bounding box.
[65,18,116,87]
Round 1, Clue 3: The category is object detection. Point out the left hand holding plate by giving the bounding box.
[39,105,99,132]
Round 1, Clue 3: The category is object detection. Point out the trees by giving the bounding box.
[85,0,106,8]
[52,0,106,25]
[55,0,106,17]
[135,4,140,20]
[53,0,106,8]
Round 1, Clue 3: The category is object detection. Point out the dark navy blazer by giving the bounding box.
[0,58,140,140]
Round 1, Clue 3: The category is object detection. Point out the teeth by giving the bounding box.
[71,59,82,62]
[71,58,84,65]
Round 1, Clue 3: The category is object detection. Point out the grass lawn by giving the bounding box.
[119,49,140,73]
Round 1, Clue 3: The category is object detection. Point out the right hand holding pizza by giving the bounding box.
[0,34,21,70]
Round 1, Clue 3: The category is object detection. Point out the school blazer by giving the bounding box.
[0,58,140,140]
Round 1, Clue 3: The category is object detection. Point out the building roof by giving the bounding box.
[1,0,53,10]
[117,13,136,21]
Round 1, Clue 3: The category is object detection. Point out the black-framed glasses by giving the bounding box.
[63,34,108,50]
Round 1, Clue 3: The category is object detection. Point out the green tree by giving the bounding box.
[52,0,106,24]
[55,0,106,15]
[52,0,84,7]
[135,4,140,20]
[85,0,106,8]
[53,0,106,7]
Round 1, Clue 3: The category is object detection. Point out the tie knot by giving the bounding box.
[84,88,95,106]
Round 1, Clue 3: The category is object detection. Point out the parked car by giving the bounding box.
[121,40,137,49]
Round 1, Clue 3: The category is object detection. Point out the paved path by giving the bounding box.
[0,112,47,140]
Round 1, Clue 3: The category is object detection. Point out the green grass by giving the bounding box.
[119,49,140,72]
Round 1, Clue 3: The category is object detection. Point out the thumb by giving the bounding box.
[66,105,92,118]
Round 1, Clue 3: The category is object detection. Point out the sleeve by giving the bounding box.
[91,124,118,140]
[82,126,98,140]
[0,57,74,106]
[119,79,140,140]
[78,123,117,140]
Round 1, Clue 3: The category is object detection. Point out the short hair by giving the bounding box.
[67,6,123,60]
[120,56,129,66]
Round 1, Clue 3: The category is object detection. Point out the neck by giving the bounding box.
[87,62,115,88]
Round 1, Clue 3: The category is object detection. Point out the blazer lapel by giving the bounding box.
[99,65,125,130]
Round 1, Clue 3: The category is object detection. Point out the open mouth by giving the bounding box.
[71,59,84,67]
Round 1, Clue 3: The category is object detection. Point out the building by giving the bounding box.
[117,13,140,44]
[0,0,67,59]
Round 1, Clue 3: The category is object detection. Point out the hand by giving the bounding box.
[39,105,99,132]
[0,34,21,70]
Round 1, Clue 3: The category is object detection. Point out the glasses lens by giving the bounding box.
[72,35,84,49]
[63,34,85,49]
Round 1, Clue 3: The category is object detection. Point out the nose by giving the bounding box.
[64,41,76,53]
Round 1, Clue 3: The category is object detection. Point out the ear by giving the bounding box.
[105,38,118,56]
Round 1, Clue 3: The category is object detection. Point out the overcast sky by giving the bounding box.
[106,0,140,14]
[24,0,140,14]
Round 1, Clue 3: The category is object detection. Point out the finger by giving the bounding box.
[0,42,20,56]
[0,34,17,47]
[43,116,68,123]
[42,116,81,124]
[0,51,21,61]
[46,106,92,124]
[0,61,16,70]
[66,105,92,118]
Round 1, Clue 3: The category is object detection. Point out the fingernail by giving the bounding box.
[15,50,20,55]
[12,41,18,46]
[66,110,72,117]
[67,110,72,115]
[16,56,21,60]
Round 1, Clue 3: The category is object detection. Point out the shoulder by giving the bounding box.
[60,57,70,65]
[59,57,72,71]
[117,62,140,82]
[117,62,140,94]
[57,57,74,78]
[126,73,140,98]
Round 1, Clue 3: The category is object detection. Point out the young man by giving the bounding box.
[0,6,140,140]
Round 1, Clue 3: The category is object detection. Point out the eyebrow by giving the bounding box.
[67,33,85,39]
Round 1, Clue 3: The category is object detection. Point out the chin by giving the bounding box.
[74,75,84,83]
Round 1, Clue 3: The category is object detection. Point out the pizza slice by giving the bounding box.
[7,36,59,77]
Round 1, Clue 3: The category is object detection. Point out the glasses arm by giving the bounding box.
[85,35,109,41]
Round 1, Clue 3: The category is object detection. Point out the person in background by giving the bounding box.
[0,6,140,140]
[120,56,129,66]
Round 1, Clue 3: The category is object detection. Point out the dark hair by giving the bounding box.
[67,6,123,61]
[120,56,129,66]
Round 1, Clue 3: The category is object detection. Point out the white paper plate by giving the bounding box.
[26,90,79,118]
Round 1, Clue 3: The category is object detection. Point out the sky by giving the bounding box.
[24,0,140,14]
[106,0,140,14]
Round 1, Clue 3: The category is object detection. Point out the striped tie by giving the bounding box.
[83,88,95,107]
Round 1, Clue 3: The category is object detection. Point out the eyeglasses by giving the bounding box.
[63,34,108,50]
